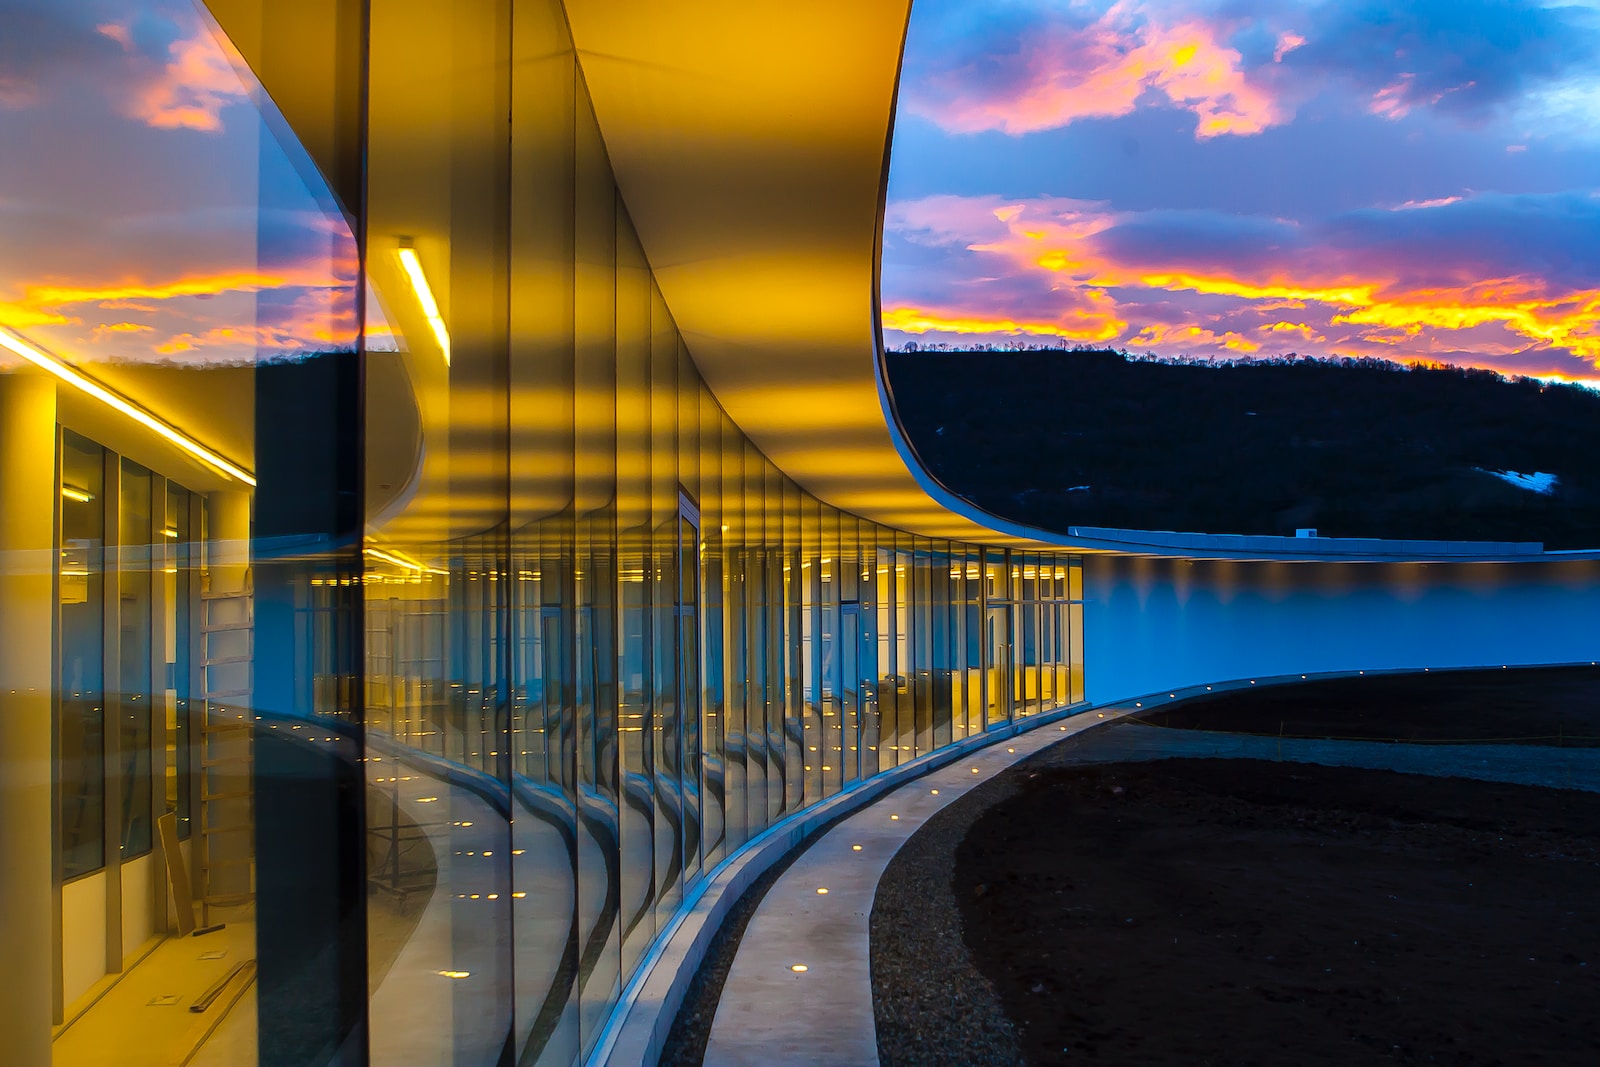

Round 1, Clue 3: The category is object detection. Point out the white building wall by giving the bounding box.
[1083,554,1600,706]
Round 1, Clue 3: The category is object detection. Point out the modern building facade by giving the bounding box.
[0,3,1595,1067]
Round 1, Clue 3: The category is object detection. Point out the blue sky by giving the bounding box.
[882,0,1600,382]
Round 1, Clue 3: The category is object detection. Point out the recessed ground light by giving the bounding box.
[930,788,939,795]
[1206,686,1212,690]
[1135,702,1142,707]
[1007,747,1015,753]
[791,964,808,973]
[852,844,862,851]
[816,888,829,894]
[890,814,900,820]
[971,767,980,773]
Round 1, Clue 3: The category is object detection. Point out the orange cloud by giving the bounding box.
[1262,321,1326,343]
[27,271,296,306]
[0,301,71,330]
[123,31,249,133]
[883,305,1127,345]
[1131,323,1260,353]
[914,11,1289,140]
[90,321,154,342]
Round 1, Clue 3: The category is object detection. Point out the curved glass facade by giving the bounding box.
[0,2,1084,1065]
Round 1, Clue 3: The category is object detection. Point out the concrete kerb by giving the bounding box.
[588,702,1094,1067]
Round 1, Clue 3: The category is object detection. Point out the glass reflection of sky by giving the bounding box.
[882,0,1600,384]
[0,0,356,371]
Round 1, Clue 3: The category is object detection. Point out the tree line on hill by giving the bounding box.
[886,349,1600,549]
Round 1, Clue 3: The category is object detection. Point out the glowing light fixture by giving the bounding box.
[397,240,450,365]
[437,970,471,980]
[790,964,808,973]
[61,485,95,503]
[365,546,447,576]
[3,328,255,486]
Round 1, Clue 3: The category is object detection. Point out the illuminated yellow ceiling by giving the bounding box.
[558,0,1053,545]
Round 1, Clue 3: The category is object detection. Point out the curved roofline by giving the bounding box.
[539,2,1600,564]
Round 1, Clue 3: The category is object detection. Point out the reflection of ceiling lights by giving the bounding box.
[397,241,451,366]
[61,485,95,503]
[2,328,255,486]
[364,545,447,576]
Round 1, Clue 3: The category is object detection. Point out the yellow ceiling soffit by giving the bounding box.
[560,0,1062,547]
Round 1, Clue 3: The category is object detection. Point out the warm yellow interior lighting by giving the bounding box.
[365,545,447,576]
[162,526,179,538]
[397,242,450,366]
[60,485,95,503]
[2,328,255,486]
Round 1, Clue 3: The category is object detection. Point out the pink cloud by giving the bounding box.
[96,23,135,53]
[909,9,1290,140]
[122,30,249,133]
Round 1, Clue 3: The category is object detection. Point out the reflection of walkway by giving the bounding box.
[365,758,578,1067]
[702,707,1600,1066]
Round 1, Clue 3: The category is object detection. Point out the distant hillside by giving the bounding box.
[886,350,1600,549]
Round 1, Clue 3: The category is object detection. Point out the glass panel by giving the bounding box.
[763,458,786,823]
[118,458,153,860]
[700,393,726,870]
[800,496,821,799]
[857,527,880,779]
[650,275,682,928]
[782,478,805,813]
[616,203,655,976]
[163,483,194,840]
[820,506,840,797]
[721,411,747,851]
[59,431,106,879]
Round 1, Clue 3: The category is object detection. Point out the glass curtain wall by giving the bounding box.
[1,2,1087,1066]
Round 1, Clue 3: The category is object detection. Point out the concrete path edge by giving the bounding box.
[588,702,1092,1067]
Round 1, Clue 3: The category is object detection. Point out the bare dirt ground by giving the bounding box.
[1139,665,1600,745]
[954,757,1600,1065]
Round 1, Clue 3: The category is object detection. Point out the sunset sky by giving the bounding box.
[0,0,355,372]
[881,0,1600,383]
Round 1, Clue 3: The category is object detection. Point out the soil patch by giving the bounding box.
[955,758,1600,1065]
[1139,666,1600,745]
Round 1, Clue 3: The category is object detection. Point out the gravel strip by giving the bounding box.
[871,770,1022,1067]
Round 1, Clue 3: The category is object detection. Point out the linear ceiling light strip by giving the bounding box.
[1,328,256,487]
[397,243,451,366]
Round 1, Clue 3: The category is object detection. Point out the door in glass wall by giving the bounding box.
[985,605,1011,724]
[839,604,860,783]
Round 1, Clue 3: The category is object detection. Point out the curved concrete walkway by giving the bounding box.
[702,712,1600,1066]
[701,707,1132,1067]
